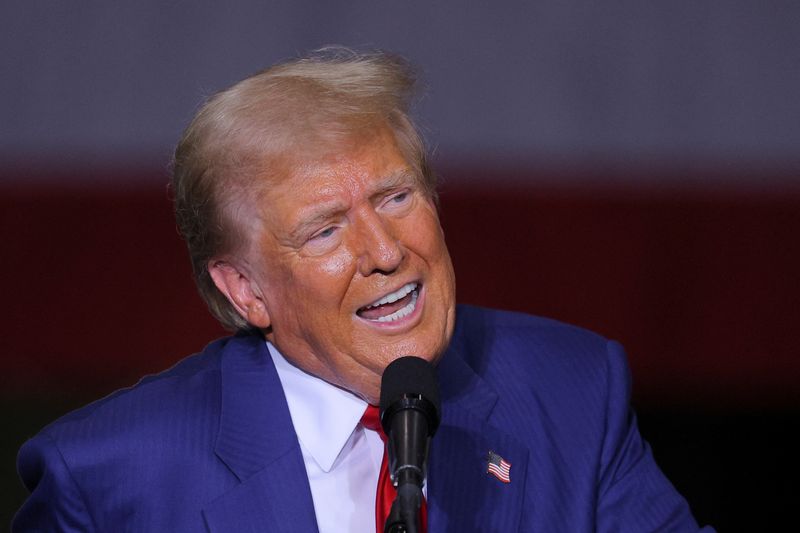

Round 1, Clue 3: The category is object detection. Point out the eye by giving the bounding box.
[311,226,338,241]
[303,225,342,256]
[383,190,413,211]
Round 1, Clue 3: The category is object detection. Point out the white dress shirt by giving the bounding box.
[267,342,385,533]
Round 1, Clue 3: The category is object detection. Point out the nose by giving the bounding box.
[355,209,404,277]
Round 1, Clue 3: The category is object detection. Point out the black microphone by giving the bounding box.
[379,356,441,533]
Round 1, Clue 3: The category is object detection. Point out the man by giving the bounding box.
[14,48,710,531]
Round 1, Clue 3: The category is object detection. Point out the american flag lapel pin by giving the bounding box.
[486,450,511,483]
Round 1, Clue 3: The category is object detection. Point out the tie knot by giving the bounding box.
[360,405,387,442]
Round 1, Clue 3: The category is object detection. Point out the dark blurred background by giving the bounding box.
[2,2,798,530]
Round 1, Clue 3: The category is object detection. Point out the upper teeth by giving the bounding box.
[364,283,418,309]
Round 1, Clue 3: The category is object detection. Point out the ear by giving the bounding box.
[207,258,271,329]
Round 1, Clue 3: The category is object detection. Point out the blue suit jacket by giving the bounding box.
[14,306,708,531]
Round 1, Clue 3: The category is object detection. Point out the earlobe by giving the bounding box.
[207,259,272,329]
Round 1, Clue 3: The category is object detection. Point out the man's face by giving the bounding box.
[228,128,456,404]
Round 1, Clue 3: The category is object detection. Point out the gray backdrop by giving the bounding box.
[2,1,798,181]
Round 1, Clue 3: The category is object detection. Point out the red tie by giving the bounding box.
[361,405,427,533]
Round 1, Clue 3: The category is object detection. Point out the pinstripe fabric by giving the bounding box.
[14,306,710,532]
[430,306,710,532]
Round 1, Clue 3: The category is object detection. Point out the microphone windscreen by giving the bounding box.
[379,356,441,417]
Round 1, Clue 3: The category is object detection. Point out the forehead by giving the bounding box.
[251,128,418,225]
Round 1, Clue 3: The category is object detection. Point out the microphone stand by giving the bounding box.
[383,403,430,533]
[384,484,422,533]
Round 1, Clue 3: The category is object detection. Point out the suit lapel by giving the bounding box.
[202,334,319,532]
[427,337,530,533]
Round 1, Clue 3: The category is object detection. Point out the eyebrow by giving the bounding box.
[368,169,419,198]
[286,168,420,243]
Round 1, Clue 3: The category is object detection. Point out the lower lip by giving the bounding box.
[356,285,425,332]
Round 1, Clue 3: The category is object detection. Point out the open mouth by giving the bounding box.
[357,282,420,323]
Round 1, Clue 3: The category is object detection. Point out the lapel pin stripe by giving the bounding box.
[486,450,511,483]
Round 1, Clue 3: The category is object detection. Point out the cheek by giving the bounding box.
[291,249,357,314]
[318,249,355,278]
[406,212,449,262]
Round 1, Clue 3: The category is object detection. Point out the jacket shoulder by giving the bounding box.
[448,306,705,532]
[14,335,254,531]
[40,335,234,435]
[449,305,626,437]
[452,304,612,369]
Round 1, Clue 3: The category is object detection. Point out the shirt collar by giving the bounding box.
[267,341,368,473]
